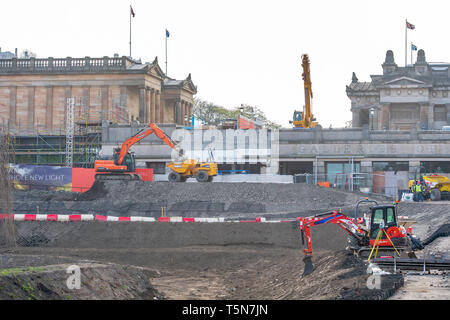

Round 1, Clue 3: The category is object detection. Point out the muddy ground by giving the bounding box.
[0,221,403,300]
[0,253,162,300]
[0,247,402,300]
[1,182,449,300]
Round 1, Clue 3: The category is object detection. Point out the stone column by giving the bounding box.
[138,86,146,122]
[146,88,151,122]
[82,86,90,122]
[120,86,127,121]
[9,87,17,127]
[102,86,109,122]
[156,91,165,123]
[188,103,192,124]
[372,108,379,130]
[427,104,434,129]
[156,90,162,123]
[175,99,181,125]
[27,87,35,130]
[380,104,390,130]
[351,108,360,127]
[46,86,53,130]
[64,86,72,125]
[151,88,156,123]
[419,103,428,130]
[180,101,185,125]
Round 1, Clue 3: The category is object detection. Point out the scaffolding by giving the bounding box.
[1,94,134,167]
[9,97,103,167]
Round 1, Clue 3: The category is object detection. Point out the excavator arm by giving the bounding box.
[117,123,181,165]
[299,210,367,276]
[301,53,313,127]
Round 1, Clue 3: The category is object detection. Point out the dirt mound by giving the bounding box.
[0,254,163,300]
[13,181,390,217]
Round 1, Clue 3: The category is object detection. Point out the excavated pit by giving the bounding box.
[7,182,449,299]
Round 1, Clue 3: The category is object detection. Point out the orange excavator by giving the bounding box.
[94,123,218,182]
[94,123,182,181]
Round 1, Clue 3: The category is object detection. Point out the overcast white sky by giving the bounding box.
[1,0,450,128]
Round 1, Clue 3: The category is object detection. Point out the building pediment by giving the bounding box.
[384,76,426,86]
[183,74,197,94]
[147,58,165,79]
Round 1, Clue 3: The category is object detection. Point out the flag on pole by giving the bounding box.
[130,6,135,17]
[166,29,170,38]
[411,43,418,51]
[406,21,415,30]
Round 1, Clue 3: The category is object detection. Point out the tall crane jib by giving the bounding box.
[290,54,320,129]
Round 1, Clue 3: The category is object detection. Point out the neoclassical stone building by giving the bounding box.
[0,55,197,134]
[347,50,450,130]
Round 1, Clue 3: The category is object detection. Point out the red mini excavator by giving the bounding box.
[298,202,415,276]
[94,123,181,181]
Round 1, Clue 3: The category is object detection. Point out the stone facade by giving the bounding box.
[347,49,450,131]
[0,56,197,134]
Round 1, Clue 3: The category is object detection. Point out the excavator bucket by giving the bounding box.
[302,256,314,276]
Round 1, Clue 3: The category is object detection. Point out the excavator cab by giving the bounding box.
[369,205,397,240]
[293,111,303,122]
[368,205,407,248]
[112,148,136,172]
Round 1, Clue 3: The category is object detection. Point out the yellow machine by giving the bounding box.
[290,54,320,129]
[408,175,450,201]
[167,149,218,182]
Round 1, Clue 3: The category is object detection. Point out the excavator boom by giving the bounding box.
[291,54,319,129]
[94,123,182,180]
[117,123,179,166]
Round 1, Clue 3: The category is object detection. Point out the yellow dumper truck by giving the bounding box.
[408,175,450,201]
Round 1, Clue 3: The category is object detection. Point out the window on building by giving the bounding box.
[372,161,409,172]
[434,105,447,121]
[420,161,450,174]
[326,162,360,188]
[279,161,313,175]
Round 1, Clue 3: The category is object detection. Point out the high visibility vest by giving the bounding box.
[416,185,422,192]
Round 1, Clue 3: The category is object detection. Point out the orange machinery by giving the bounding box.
[94,123,181,181]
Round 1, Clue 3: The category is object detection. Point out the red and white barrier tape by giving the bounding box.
[0,213,295,223]
[1,213,406,224]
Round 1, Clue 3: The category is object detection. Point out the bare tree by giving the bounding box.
[0,125,16,247]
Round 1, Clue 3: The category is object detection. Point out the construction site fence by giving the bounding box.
[293,172,406,199]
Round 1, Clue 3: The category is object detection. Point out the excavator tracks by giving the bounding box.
[372,257,450,272]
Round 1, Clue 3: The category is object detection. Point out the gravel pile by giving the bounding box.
[10,181,392,217]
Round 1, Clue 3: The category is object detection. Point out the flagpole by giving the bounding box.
[129,6,132,58]
[411,42,413,65]
[165,31,168,76]
[405,19,407,67]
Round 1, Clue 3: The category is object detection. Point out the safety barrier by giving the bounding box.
[1,213,403,224]
[0,213,288,223]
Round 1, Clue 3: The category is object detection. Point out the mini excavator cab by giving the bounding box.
[369,205,397,240]
[367,204,408,248]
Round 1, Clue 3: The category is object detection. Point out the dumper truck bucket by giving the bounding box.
[303,256,314,276]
